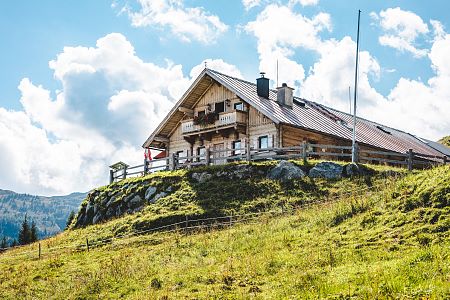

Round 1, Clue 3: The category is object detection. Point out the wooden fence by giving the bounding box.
[110,142,448,183]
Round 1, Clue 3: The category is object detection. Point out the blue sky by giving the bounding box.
[0,0,449,195]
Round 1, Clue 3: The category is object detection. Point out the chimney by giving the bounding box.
[277,83,294,108]
[256,72,269,98]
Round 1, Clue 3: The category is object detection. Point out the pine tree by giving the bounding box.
[66,210,75,229]
[30,221,38,243]
[0,236,7,249]
[18,214,30,245]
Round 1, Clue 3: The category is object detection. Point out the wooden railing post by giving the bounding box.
[171,153,178,170]
[143,159,148,175]
[407,149,413,171]
[246,140,251,162]
[443,156,447,165]
[122,166,127,180]
[205,147,211,166]
[109,169,114,184]
[38,242,41,259]
[301,141,307,164]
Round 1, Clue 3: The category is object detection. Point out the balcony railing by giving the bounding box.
[181,110,247,134]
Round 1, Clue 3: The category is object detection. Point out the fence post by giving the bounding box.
[185,215,189,235]
[171,153,178,170]
[205,147,211,166]
[443,156,447,165]
[229,212,233,227]
[246,139,251,162]
[122,166,127,180]
[354,142,359,163]
[109,169,114,184]
[143,159,148,175]
[86,238,90,252]
[301,141,307,164]
[38,242,41,259]
[407,149,413,171]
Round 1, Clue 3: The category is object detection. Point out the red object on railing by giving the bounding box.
[144,148,152,160]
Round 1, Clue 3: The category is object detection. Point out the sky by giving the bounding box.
[0,0,449,196]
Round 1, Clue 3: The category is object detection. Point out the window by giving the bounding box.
[176,150,186,164]
[258,135,269,149]
[234,102,244,111]
[232,140,242,155]
[215,101,225,113]
[197,147,206,161]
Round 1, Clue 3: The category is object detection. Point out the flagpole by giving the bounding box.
[352,10,361,164]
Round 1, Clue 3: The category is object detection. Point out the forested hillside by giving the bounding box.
[0,190,86,243]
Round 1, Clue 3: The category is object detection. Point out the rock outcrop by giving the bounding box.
[267,161,305,182]
[309,162,343,179]
[73,161,382,229]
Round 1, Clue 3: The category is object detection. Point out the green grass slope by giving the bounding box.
[0,164,449,299]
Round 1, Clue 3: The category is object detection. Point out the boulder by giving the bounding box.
[344,163,360,177]
[145,186,157,201]
[191,172,212,183]
[128,195,143,208]
[151,192,168,203]
[92,212,103,224]
[267,161,305,182]
[309,162,343,179]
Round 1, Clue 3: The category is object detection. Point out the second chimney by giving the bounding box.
[277,83,294,108]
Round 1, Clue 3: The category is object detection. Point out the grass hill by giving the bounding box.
[0,161,449,299]
[0,190,86,243]
[439,136,450,147]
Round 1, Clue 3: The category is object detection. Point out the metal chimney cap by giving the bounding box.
[282,82,287,87]
[260,72,266,78]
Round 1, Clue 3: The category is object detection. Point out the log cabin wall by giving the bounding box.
[168,82,250,158]
[248,106,278,149]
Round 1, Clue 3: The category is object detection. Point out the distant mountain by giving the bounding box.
[0,189,86,243]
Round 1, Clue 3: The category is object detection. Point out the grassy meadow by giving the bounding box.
[0,163,449,299]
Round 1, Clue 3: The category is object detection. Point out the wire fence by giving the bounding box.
[0,175,398,262]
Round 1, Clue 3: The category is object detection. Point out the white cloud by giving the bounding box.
[0,33,241,195]
[242,0,261,10]
[244,3,449,140]
[245,4,331,90]
[122,0,228,44]
[190,59,243,79]
[371,7,429,58]
[301,37,383,113]
[289,0,319,7]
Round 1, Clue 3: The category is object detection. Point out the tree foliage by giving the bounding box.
[66,210,75,229]
[18,215,38,245]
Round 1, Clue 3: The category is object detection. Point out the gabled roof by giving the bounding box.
[143,68,446,157]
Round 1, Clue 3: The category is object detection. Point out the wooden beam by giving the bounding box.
[153,135,169,143]
[178,107,194,116]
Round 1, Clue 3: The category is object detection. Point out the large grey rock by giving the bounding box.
[105,207,115,219]
[309,162,343,179]
[93,212,103,224]
[344,163,360,177]
[192,172,212,183]
[145,186,157,201]
[128,195,142,208]
[267,161,305,182]
[150,192,168,203]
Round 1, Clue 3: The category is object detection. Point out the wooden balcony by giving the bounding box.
[181,110,247,135]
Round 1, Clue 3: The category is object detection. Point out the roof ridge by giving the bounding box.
[207,68,279,92]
